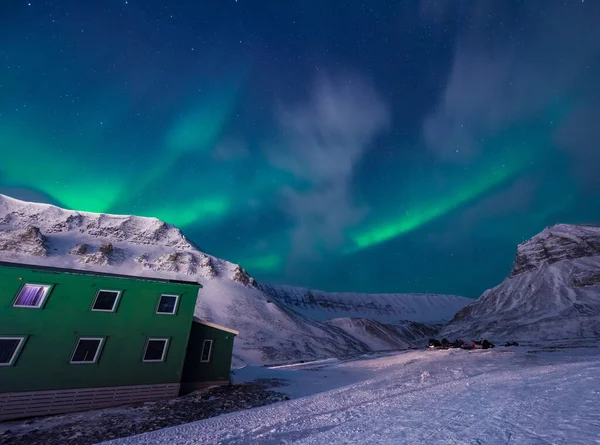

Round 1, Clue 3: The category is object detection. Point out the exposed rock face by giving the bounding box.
[80,244,126,266]
[0,226,48,256]
[68,243,89,255]
[443,224,600,341]
[232,265,257,288]
[152,252,199,275]
[326,318,442,351]
[511,224,600,276]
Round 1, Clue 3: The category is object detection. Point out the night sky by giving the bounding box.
[1,1,599,298]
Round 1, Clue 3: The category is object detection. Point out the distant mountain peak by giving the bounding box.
[444,223,600,342]
[511,224,600,277]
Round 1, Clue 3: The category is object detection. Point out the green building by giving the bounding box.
[181,318,239,394]
[0,261,237,421]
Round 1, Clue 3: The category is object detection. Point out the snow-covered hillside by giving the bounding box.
[442,224,600,341]
[325,319,441,351]
[0,194,469,364]
[102,345,600,445]
[263,284,468,323]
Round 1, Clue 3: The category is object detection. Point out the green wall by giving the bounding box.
[0,263,200,393]
[181,322,235,384]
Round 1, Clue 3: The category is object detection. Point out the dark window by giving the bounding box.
[201,340,213,363]
[71,338,103,363]
[0,338,24,366]
[156,295,179,314]
[14,284,50,308]
[92,290,121,311]
[143,339,168,362]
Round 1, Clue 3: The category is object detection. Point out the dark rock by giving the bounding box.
[68,243,89,255]
[98,243,114,255]
[232,264,257,287]
[511,225,600,277]
[0,226,49,256]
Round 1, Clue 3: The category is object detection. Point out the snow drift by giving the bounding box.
[442,224,600,341]
[0,194,470,365]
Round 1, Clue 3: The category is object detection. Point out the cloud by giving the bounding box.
[554,93,600,188]
[422,1,600,164]
[212,137,249,161]
[267,76,390,261]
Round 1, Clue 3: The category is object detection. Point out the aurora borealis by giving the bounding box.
[1,1,599,298]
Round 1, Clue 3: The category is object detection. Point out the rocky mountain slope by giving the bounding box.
[0,194,470,364]
[325,319,441,351]
[441,224,600,341]
[262,284,468,324]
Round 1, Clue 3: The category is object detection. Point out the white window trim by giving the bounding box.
[13,283,52,309]
[70,337,105,364]
[91,289,122,312]
[0,336,26,367]
[143,338,169,363]
[156,294,180,315]
[200,339,213,363]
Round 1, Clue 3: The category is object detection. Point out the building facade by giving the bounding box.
[181,318,239,394]
[0,261,201,421]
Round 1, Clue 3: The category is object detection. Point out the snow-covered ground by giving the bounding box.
[102,344,600,444]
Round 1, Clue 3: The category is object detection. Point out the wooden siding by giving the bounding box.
[0,383,180,422]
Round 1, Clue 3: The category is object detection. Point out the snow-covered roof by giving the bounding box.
[193,317,239,335]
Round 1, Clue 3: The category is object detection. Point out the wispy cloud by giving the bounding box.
[267,75,390,261]
[422,1,600,165]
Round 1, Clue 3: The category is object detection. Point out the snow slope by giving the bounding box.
[442,224,600,342]
[262,284,469,323]
[325,318,441,351]
[0,194,468,365]
[101,345,600,444]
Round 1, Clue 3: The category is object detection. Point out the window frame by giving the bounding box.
[91,289,122,312]
[0,336,26,367]
[12,283,53,309]
[155,294,180,315]
[70,337,105,364]
[200,339,213,363]
[142,338,170,363]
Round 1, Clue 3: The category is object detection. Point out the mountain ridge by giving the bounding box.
[0,194,470,365]
[442,223,600,341]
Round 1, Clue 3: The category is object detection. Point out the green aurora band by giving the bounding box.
[346,133,541,254]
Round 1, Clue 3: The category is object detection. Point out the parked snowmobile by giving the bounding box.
[481,339,495,349]
[469,339,495,349]
[428,338,443,349]
[450,339,465,349]
[504,341,519,347]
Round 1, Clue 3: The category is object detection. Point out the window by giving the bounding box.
[0,337,25,366]
[70,338,104,364]
[92,290,121,312]
[156,294,179,314]
[200,339,213,363]
[13,284,51,308]
[143,338,169,362]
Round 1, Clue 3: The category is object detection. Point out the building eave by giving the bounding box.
[193,317,239,335]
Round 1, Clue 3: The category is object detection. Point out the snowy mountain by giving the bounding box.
[442,224,600,341]
[325,319,441,351]
[0,194,470,365]
[262,284,468,324]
